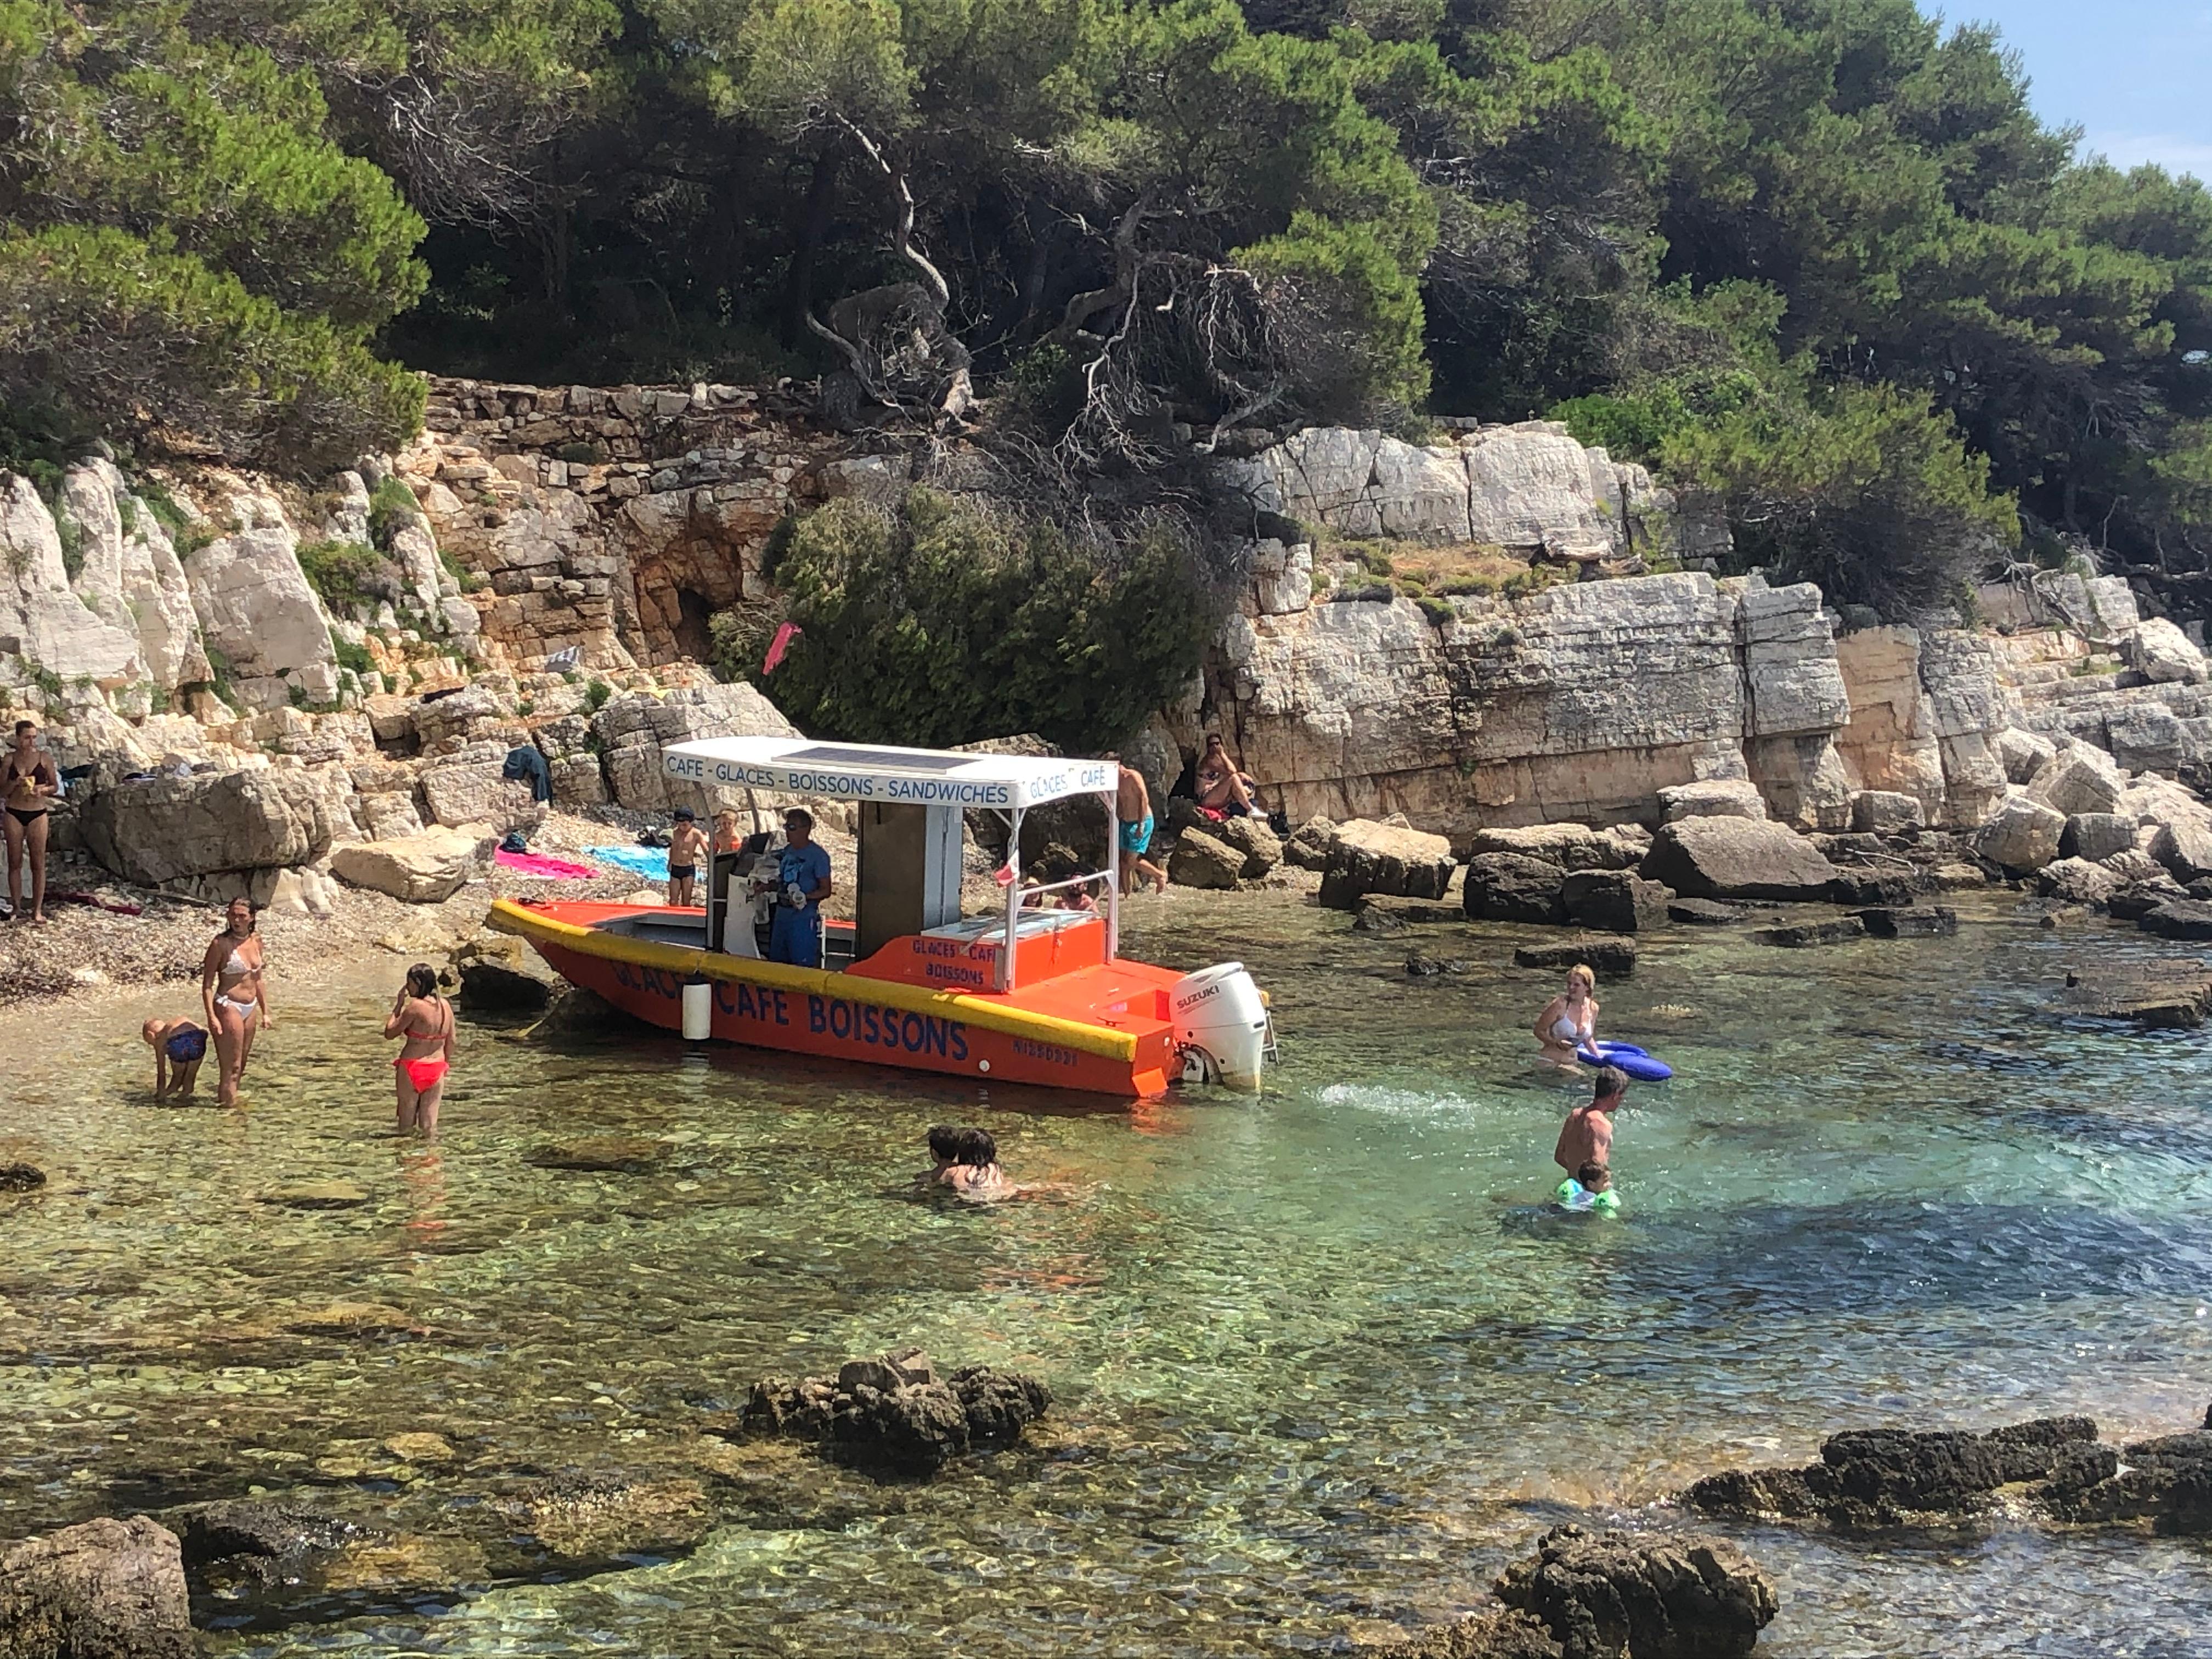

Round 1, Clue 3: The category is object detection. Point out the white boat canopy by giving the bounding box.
[662,736,1116,810]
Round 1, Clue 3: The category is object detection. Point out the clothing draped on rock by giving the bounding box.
[501,744,551,803]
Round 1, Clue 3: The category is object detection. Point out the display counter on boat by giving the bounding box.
[488,736,1272,1098]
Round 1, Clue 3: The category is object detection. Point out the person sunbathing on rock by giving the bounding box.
[1533,964,1599,1068]
[1194,735,1261,818]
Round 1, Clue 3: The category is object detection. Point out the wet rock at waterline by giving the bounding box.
[1383,1527,1779,1659]
[742,1350,1051,1476]
[1352,904,1412,935]
[1317,819,1455,909]
[1513,939,1636,977]
[1666,898,1743,926]
[1639,816,1837,902]
[1854,906,1958,939]
[0,1163,45,1193]
[2035,857,2124,908]
[1465,823,1643,872]
[2136,899,2212,941]
[1559,870,1671,933]
[0,1515,195,1659]
[2107,880,2188,922]
[1824,870,1918,907]
[1167,828,1244,891]
[1752,917,1866,947]
[524,1136,672,1174]
[1493,1525,1779,1659]
[2057,959,2212,1028]
[526,984,636,1040]
[1462,853,1566,924]
[1681,1411,2212,1536]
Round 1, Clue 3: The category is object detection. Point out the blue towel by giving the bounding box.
[584,845,670,881]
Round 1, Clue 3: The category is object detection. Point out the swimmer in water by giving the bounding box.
[143,1015,208,1101]
[941,1126,1013,1202]
[917,1124,961,1187]
[1533,964,1598,1069]
[1554,1159,1621,1216]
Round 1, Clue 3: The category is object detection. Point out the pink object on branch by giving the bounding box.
[763,622,802,674]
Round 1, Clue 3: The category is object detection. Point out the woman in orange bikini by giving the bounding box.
[384,963,455,1136]
[201,897,272,1107]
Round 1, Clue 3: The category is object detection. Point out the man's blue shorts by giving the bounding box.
[1119,814,1154,856]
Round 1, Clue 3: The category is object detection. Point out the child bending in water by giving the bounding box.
[143,1016,208,1101]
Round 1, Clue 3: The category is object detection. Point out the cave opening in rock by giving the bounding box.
[673,586,715,664]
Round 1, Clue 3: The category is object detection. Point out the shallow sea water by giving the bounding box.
[3,890,2210,1655]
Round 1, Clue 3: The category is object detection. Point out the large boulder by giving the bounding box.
[2036,857,2122,907]
[1995,726,2057,785]
[80,768,338,887]
[1850,789,1925,833]
[1560,870,1671,933]
[1214,814,1282,878]
[2128,617,2210,685]
[1973,793,2066,873]
[1639,816,1837,901]
[1465,823,1639,871]
[419,744,546,834]
[1318,818,1455,909]
[1656,778,1767,822]
[1493,1525,1778,1659]
[1462,853,1568,923]
[0,1515,195,1659]
[1167,828,1243,890]
[330,826,490,903]
[2138,899,2212,941]
[181,487,341,709]
[1282,814,1339,871]
[2026,747,2125,818]
[2061,812,2137,863]
[592,682,798,812]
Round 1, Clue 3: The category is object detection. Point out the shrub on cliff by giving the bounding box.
[0,4,427,469]
[720,490,1218,752]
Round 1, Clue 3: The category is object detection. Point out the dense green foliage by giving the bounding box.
[722,491,1217,749]
[10,0,2212,610]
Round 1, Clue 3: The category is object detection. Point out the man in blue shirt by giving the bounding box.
[768,808,834,966]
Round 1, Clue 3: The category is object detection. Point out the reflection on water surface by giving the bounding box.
[2,891,2209,1655]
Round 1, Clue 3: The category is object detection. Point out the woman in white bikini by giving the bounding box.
[1532,963,1599,1070]
[201,898,273,1107]
[383,963,455,1137]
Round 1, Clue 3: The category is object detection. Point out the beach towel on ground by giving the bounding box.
[495,848,598,880]
[584,845,670,881]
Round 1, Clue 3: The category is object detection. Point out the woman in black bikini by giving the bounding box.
[4,719,58,923]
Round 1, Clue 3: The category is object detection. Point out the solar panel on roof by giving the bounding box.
[779,743,978,774]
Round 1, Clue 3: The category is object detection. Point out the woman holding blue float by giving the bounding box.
[1531,964,1674,1081]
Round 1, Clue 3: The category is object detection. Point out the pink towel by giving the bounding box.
[495,848,598,880]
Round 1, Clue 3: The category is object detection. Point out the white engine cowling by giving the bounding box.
[1170,962,1269,1090]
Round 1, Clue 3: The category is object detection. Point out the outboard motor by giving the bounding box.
[1170,962,1271,1090]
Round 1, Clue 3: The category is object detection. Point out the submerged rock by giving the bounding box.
[1368,1606,1562,1659]
[1493,1524,1779,1659]
[2057,958,2212,1027]
[1751,917,1865,947]
[1666,898,1741,926]
[1404,952,1471,977]
[1513,938,1636,977]
[524,1136,671,1173]
[256,1180,370,1210]
[0,1163,45,1193]
[515,1474,715,1565]
[2138,899,2212,941]
[742,1349,1050,1477]
[0,1514,195,1659]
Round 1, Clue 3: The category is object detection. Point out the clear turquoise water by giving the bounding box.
[2,891,2209,1655]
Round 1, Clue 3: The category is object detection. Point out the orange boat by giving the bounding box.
[489,737,1272,1099]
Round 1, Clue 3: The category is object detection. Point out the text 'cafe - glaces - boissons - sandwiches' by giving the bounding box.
[661,754,1115,809]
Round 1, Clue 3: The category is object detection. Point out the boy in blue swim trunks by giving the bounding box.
[143,1015,208,1101]
[1108,755,1167,895]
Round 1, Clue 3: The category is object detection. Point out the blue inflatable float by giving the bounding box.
[1577,1040,1673,1081]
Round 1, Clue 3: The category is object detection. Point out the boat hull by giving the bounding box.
[493,901,1179,1098]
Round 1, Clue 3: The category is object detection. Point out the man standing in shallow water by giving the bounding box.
[1555,1065,1627,1176]
[1105,753,1167,895]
